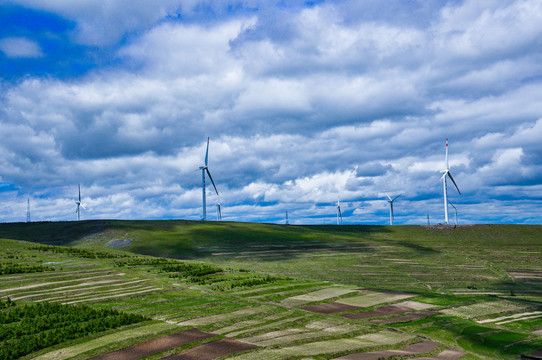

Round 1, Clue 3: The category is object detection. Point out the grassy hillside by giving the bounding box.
[1,220,542,359]
[2,221,541,293]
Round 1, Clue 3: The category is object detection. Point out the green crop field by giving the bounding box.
[1,220,542,359]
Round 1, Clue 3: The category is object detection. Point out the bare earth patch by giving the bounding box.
[333,340,441,359]
[370,310,438,324]
[163,338,259,360]
[303,302,361,314]
[89,328,215,360]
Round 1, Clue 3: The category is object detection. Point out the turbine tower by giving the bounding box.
[199,137,219,221]
[336,196,342,225]
[384,191,401,225]
[75,184,87,221]
[216,195,222,221]
[26,198,31,223]
[439,138,461,224]
[75,184,81,221]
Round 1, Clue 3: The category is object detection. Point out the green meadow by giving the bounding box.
[1,220,542,359]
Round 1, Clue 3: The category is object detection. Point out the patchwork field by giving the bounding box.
[1,221,542,359]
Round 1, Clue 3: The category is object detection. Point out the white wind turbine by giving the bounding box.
[448,200,458,226]
[75,184,87,221]
[199,137,220,221]
[336,196,343,225]
[384,191,401,225]
[439,138,461,225]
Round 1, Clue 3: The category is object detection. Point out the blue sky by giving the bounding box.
[1,0,541,224]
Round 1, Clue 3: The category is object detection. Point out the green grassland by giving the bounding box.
[1,220,542,359]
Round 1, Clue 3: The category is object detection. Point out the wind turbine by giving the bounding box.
[448,200,458,226]
[75,184,87,221]
[439,138,461,225]
[384,191,401,225]
[199,137,219,221]
[336,196,343,225]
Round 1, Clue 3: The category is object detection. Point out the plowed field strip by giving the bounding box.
[89,328,216,360]
[478,311,542,324]
[334,340,441,360]
[32,322,179,360]
[37,282,152,302]
[0,268,111,282]
[370,310,438,324]
[63,286,162,304]
[0,273,124,295]
[10,279,144,300]
[343,305,412,319]
[303,302,361,314]
[163,338,259,360]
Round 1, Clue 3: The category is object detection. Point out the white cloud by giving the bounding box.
[1,1,542,224]
[0,37,43,58]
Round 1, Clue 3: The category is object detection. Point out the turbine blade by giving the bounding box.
[338,207,342,222]
[205,168,219,195]
[392,194,401,202]
[447,171,461,195]
[384,190,392,201]
[205,137,210,166]
[78,184,81,202]
[439,171,448,182]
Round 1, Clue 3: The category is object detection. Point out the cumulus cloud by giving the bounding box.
[0,0,541,224]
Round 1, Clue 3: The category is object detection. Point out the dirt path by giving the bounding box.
[163,338,259,360]
[89,328,215,360]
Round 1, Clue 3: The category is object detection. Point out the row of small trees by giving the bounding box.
[0,300,145,360]
[30,244,124,259]
[0,262,54,275]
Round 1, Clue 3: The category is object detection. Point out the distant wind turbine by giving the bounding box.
[439,138,461,225]
[448,200,458,226]
[75,184,87,221]
[384,191,401,225]
[199,137,219,221]
[336,196,342,225]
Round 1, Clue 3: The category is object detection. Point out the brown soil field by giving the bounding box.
[164,338,259,360]
[333,340,441,360]
[89,328,215,360]
[302,302,361,314]
[342,304,412,319]
[370,310,438,324]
